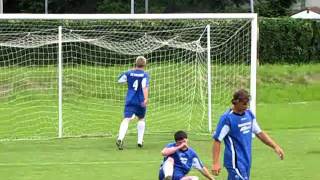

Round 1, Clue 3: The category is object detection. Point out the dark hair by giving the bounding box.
[174,130,188,142]
[232,89,250,105]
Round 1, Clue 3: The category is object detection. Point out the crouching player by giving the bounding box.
[159,131,214,180]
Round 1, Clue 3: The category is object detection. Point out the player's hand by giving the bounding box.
[178,142,188,149]
[207,175,215,180]
[212,163,221,176]
[274,145,284,160]
[142,99,148,107]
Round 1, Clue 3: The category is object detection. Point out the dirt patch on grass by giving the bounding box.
[304,73,320,84]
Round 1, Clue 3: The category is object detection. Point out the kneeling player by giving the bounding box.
[159,131,214,180]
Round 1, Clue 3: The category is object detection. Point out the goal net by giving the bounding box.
[0,14,257,140]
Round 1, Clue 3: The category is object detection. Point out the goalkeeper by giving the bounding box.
[159,131,214,180]
[116,56,149,150]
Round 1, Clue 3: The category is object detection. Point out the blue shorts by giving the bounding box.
[227,168,250,180]
[158,168,185,180]
[124,104,146,119]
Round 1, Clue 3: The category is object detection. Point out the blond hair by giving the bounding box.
[135,56,147,68]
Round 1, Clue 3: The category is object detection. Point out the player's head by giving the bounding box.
[174,130,188,145]
[135,56,147,68]
[174,130,188,141]
[232,89,250,112]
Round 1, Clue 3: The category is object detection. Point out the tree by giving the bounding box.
[7,0,297,16]
[17,0,92,13]
[96,0,251,14]
[97,0,130,13]
[255,0,297,17]
[155,0,250,13]
[18,0,44,13]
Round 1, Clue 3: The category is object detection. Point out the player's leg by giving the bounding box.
[136,106,146,147]
[171,169,188,180]
[161,159,188,180]
[116,106,135,150]
[162,157,174,180]
[137,118,145,147]
[226,168,249,180]
[159,168,165,180]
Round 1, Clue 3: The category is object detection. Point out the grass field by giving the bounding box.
[0,105,319,180]
[0,64,319,179]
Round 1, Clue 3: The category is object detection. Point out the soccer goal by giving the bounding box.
[0,14,257,140]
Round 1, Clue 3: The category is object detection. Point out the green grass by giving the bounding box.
[1,63,319,139]
[257,64,320,103]
[257,101,320,130]
[0,125,319,180]
[0,63,320,179]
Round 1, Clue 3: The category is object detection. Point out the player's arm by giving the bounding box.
[212,140,222,176]
[161,142,186,156]
[142,86,148,106]
[199,166,215,180]
[141,75,149,106]
[251,118,284,160]
[256,131,284,160]
[211,115,230,176]
[192,157,215,180]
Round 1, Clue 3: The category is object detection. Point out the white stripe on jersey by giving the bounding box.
[130,73,144,77]
[217,125,230,141]
[228,136,245,180]
[238,122,252,128]
[118,74,127,83]
[141,78,147,88]
[252,119,262,134]
[192,157,203,170]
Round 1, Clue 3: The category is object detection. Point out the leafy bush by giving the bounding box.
[259,18,320,64]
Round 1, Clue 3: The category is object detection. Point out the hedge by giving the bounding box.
[259,18,320,64]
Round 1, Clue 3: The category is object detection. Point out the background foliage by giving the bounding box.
[255,0,297,17]
[0,18,319,64]
[259,18,320,64]
[4,0,299,17]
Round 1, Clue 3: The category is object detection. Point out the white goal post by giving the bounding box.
[0,13,257,140]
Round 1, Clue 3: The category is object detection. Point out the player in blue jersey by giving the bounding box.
[211,89,284,180]
[116,56,149,150]
[159,131,214,180]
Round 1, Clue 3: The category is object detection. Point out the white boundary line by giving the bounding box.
[0,137,172,143]
[287,101,308,105]
[256,101,310,105]
[0,160,159,166]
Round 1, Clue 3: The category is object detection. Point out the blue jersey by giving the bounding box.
[160,143,204,176]
[212,109,262,173]
[118,69,149,106]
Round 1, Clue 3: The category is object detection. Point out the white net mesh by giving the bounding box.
[0,28,59,140]
[0,18,252,140]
